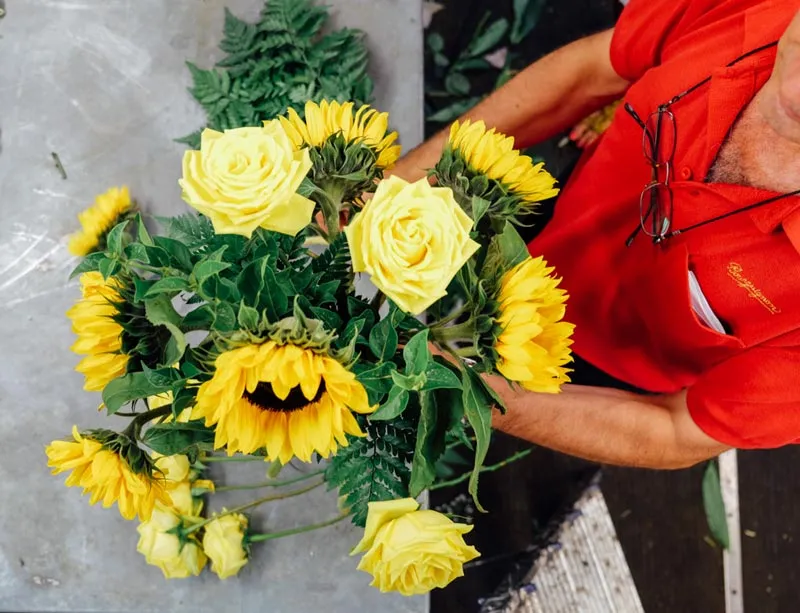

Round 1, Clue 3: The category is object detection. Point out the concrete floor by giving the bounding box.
[0,1,424,611]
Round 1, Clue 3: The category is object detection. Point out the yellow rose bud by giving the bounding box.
[202,513,249,579]
[179,124,315,238]
[352,498,480,596]
[136,505,206,579]
[345,176,480,314]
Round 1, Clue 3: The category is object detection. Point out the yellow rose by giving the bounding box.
[345,176,480,315]
[179,124,314,238]
[352,498,480,596]
[136,505,206,579]
[202,513,249,579]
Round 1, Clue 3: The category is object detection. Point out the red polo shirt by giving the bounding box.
[531,0,800,448]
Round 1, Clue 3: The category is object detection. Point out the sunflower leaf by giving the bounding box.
[143,421,216,457]
[102,372,173,414]
[493,221,529,269]
[461,367,493,513]
[421,363,462,391]
[144,295,188,365]
[354,362,397,403]
[69,252,106,279]
[369,386,409,421]
[144,277,191,297]
[98,257,120,280]
[135,213,155,247]
[409,391,448,497]
[237,302,260,330]
[403,329,430,376]
[192,259,232,285]
[369,317,398,362]
[153,237,194,273]
[105,220,129,256]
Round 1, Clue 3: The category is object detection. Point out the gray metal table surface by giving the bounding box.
[0,1,425,611]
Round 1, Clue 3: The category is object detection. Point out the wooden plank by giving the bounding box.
[738,446,800,613]
[602,466,725,613]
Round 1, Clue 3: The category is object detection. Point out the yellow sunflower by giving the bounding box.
[494,257,575,393]
[67,271,129,391]
[68,186,133,256]
[45,426,168,521]
[279,100,401,169]
[193,341,374,463]
[449,120,559,204]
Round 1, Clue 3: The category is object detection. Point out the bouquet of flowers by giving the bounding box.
[47,100,573,596]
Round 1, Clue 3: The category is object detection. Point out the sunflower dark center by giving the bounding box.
[244,381,326,413]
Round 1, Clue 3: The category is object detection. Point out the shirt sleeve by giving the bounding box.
[687,346,800,449]
[610,0,703,81]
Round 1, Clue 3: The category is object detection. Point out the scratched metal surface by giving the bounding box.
[0,1,424,611]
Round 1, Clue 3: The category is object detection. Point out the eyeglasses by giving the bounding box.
[623,40,800,247]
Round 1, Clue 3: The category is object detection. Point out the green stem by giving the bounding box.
[430,319,476,344]
[248,513,351,543]
[430,302,471,329]
[183,480,325,536]
[122,406,172,439]
[429,448,533,491]
[126,262,166,275]
[213,470,324,493]
[316,186,345,242]
[200,454,266,463]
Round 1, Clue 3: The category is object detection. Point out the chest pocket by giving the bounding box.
[687,213,800,348]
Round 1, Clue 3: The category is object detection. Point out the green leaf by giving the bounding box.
[703,461,730,549]
[135,213,154,247]
[125,243,150,264]
[467,18,509,57]
[69,252,106,279]
[421,362,462,391]
[141,364,183,388]
[403,329,430,376]
[427,32,445,53]
[444,72,471,96]
[143,421,216,457]
[461,367,493,512]
[98,257,120,280]
[262,265,289,322]
[471,196,491,226]
[370,387,410,421]
[511,0,546,45]
[182,305,214,331]
[494,221,529,268]
[144,277,191,297]
[390,370,427,392]
[105,221,129,256]
[133,277,155,302]
[153,236,194,272]
[102,372,172,414]
[427,97,483,123]
[238,301,260,330]
[369,318,398,362]
[310,306,342,332]
[192,260,232,284]
[213,302,237,332]
[409,391,447,497]
[144,295,188,365]
[355,362,397,397]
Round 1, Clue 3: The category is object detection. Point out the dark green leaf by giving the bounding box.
[182,305,214,331]
[369,318,398,362]
[409,391,447,497]
[427,32,445,53]
[703,460,730,549]
[403,329,430,376]
[238,301,260,330]
[355,362,397,396]
[310,307,342,332]
[192,260,232,284]
[511,0,546,45]
[462,367,493,512]
[421,362,462,391]
[144,295,188,365]
[163,336,184,367]
[98,257,120,280]
[471,196,491,226]
[433,52,451,68]
[133,277,155,302]
[142,364,183,388]
[467,18,509,56]
[102,372,172,414]
[153,236,194,272]
[445,72,471,96]
[262,265,289,322]
[494,221,529,268]
[144,277,191,297]
[370,387,410,421]
[135,213,154,247]
[143,421,216,457]
[427,97,483,123]
[69,252,106,279]
[105,221,129,256]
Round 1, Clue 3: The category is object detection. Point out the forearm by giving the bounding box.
[394,29,629,181]
[490,379,726,469]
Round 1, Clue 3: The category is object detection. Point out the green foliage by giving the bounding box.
[179,0,375,145]
[461,367,494,512]
[409,391,448,497]
[102,369,182,414]
[326,417,415,527]
[143,421,216,458]
[703,460,730,549]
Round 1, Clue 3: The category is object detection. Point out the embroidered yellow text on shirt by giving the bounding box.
[727,262,781,314]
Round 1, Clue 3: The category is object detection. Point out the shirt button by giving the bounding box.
[680,166,693,180]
